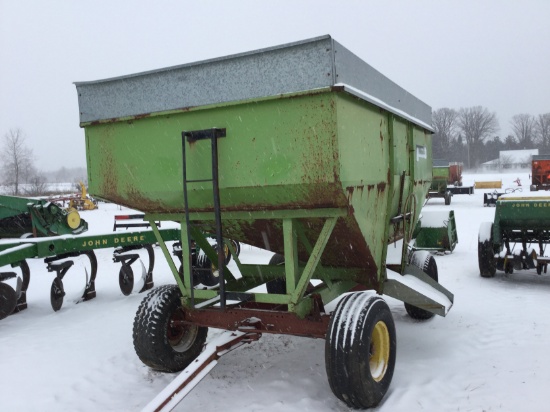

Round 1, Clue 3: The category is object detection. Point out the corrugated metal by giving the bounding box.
[75,35,432,129]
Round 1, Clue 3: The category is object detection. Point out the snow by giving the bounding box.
[418,210,454,228]
[2,171,550,411]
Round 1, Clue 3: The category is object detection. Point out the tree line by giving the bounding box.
[432,107,550,169]
[1,128,86,196]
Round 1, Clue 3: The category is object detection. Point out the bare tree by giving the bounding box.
[432,108,458,159]
[1,129,34,195]
[510,114,536,149]
[535,113,550,151]
[458,106,499,168]
[500,154,513,169]
[24,175,48,196]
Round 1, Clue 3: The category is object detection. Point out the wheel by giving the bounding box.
[50,277,65,312]
[405,250,437,320]
[210,242,232,265]
[0,282,17,320]
[221,243,231,265]
[119,265,134,296]
[537,263,543,275]
[504,259,514,274]
[230,240,241,256]
[478,222,496,278]
[444,192,451,205]
[266,253,286,294]
[179,264,201,286]
[133,285,207,372]
[194,253,220,287]
[325,293,396,409]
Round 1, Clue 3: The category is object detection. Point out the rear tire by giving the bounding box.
[444,191,451,205]
[133,285,207,372]
[326,293,396,409]
[0,282,17,320]
[478,222,496,278]
[266,253,286,294]
[405,251,438,320]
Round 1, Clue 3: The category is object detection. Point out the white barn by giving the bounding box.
[481,149,538,171]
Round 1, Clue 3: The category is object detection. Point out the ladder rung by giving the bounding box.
[185,179,213,183]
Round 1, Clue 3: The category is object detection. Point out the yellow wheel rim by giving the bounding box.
[370,320,390,382]
[210,244,229,271]
[66,209,81,229]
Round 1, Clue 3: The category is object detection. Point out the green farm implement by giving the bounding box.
[0,227,181,319]
[0,193,183,319]
[75,35,454,409]
[413,210,458,253]
[478,194,550,277]
[0,194,88,238]
[427,162,453,205]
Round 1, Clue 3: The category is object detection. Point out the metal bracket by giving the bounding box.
[183,128,226,142]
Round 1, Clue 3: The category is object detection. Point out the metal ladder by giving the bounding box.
[181,128,227,309]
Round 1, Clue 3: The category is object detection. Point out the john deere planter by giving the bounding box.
[75,35,454,409]
[479,194,550,277]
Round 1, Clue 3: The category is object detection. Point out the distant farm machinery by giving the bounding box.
[530,155,550,192]
[427,160,474,205]
[478,194,550,277]
[0,194,88,238]
[48,181,98,211]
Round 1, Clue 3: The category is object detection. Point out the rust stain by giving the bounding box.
[87,106,195,127]
[377,182,387,193]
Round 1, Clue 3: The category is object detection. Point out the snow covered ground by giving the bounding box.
[2,171,550,412]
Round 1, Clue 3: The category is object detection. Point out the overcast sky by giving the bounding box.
[1,0,549,171]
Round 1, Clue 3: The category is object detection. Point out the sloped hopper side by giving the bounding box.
[82,88,432,288]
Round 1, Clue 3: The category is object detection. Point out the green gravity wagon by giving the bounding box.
[75,35,453,409]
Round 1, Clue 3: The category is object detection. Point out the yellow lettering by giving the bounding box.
[81,241,86,247]
[114,238,119,244]
[95,240,100,246]
[133,236,138,242]
[102,239,108,245]
[140,235,145,241]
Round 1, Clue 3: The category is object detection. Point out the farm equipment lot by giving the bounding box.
[1,172,550,412]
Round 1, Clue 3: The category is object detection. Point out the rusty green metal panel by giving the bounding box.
[83,88,432,290]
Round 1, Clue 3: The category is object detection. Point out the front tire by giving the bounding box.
[478,222,496,278]
[133,285,207,372]
[266,253,286,294]
[325,293,396,409]
[405,250,438,320]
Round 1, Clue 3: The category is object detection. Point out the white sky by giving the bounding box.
[1,0,549,171]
